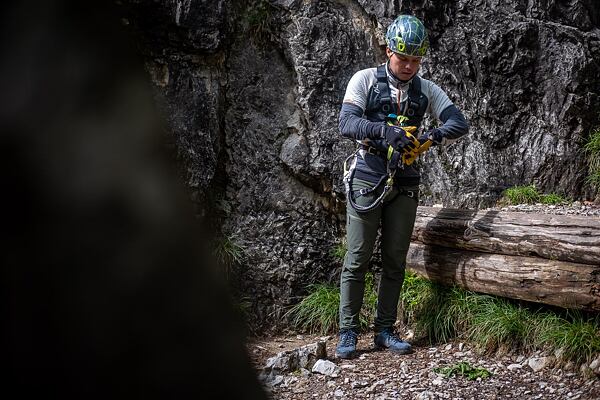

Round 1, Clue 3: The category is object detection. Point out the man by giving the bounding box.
[336,14,469,359]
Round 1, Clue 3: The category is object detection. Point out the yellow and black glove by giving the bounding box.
[381,124,419,154]
[402,128,446,165]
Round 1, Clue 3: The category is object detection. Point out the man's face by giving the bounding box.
[386,48,422,81]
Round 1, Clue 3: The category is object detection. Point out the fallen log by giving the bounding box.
[406,243,600,311]
[411,207,600,265]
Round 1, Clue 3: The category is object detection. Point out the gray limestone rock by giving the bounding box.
[260,341,327,382]
[312,359,340,377]
[528,356,555,372]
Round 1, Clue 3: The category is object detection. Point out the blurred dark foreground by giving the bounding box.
[1,1,267,398]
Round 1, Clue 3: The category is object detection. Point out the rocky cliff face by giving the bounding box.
[122,0,600,331]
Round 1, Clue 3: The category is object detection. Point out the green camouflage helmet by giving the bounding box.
[385,15,429,57]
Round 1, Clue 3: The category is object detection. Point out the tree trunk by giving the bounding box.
[406,243,600,311]
[407,207,600,311]
[411,207,600,265]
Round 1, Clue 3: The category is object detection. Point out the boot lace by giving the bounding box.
[381,327,404,344]
[340,329,358,346]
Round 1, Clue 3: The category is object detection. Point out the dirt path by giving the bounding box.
[249,334,600,400]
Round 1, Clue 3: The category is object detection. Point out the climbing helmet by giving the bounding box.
[385,15,429,57]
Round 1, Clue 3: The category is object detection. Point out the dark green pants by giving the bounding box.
[340,178,418,332]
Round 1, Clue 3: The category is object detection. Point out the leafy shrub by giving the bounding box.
[434,361,492,380]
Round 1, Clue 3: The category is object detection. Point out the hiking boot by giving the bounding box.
[335,329,358,359]
[373,327,412,354]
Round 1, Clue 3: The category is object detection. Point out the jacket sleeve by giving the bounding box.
[338,102,384,141]
[425,80,469,145]
[437,104,469,142]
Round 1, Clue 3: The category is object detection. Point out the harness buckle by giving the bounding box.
[361,145,386,158]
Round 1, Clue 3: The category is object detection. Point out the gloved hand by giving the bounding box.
[381,125,419,153]
[417,134,432,146]
[424,128,444,146]
[402,132,434,165]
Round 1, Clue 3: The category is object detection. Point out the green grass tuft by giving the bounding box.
[586,171,600,188]
[401,275,476,343]
[585,128,600,191]
[243,0,275,42]
[500,185,568,205]
[466,296,533,352]
[213,235,245,276]
[537,311,600,364]
[400,272,436,322]
[400,273,600,364]
[286,283,340,334]
[502,184,540,204]
[414,285,457,344]
[330,240,347,261]
[584,128,600,155]
[361,273,378,328]
[540,193,567,205]
[286,273,378,334]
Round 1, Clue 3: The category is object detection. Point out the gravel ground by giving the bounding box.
[491,201,600,216]
[249,334,600,400]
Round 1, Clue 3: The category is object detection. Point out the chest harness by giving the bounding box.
[343,64,429,213]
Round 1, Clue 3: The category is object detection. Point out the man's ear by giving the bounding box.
[385,47,393,58]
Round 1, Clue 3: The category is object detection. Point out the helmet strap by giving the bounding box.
[385,60,413,85]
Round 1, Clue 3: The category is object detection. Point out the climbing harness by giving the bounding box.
[343,114,431,213]
[368,65,428,126]
[343,147,399,213]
